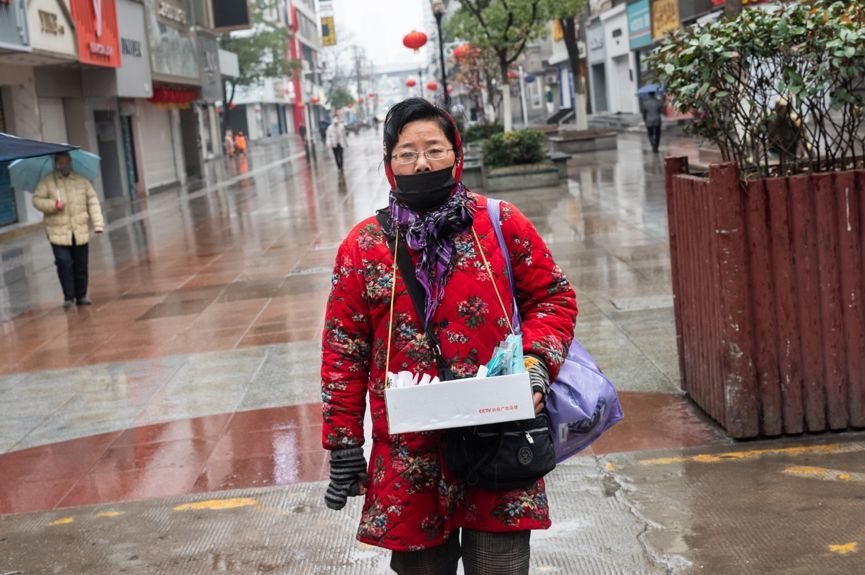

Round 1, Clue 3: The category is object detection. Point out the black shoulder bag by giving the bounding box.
[376,210,555,491]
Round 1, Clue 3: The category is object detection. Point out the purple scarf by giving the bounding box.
[388,183,476,326]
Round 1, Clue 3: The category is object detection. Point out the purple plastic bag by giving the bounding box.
[487,199,624,463]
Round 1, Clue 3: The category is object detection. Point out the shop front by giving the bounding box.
[197,31,222,160]
[115,0,153,198]
[601,3,636,114]
[0,0,31,226]
[586,18,607,114]
[143,0,202,190]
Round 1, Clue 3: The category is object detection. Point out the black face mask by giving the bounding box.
[393,166,456,211]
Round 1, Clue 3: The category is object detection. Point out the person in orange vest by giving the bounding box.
[235,131,248,156]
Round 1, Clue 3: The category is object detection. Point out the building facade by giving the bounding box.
[0,0,242,228]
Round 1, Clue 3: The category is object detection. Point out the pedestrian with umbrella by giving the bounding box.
[638,84,665,154]
[16,150,104,309]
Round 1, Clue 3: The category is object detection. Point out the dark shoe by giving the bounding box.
[63,299,75,310]
[76,297,93,306]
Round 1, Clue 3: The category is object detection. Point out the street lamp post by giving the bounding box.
[431,0,450,108]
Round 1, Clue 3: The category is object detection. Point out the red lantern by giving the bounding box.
[229,102,236,110]
[447,86,453,94]
[311,97,319,104]
[406,79,417,88]
[507,70,518,81]
[403,30,428,53]
[357,97,364,104]
[453,43,471,60]
[426,81,438,91]
[368,93,376,99]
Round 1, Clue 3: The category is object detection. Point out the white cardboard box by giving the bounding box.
[384,372,535,434]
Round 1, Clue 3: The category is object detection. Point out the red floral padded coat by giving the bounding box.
[321,193,578,552]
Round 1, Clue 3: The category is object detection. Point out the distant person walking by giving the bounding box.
[235,131,248,156]
[641,91,665,153]
[32,152,104,309]
[224,130,235,158]
[319,120,329,144]
[768,96,805,163]
[326,115,348,173]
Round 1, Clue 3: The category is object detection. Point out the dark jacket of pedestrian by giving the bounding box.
[641,94,664,128]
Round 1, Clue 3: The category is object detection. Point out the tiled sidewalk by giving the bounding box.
[0,392,727,515]
[0,130,718,521]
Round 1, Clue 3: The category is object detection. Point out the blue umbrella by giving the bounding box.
[0,132,77,162]
[9,149,101,192]
[636,83,664,96]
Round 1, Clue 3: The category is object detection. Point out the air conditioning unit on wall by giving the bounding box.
[546,75,558,85]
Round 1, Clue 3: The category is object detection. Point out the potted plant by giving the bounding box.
[481,128,561,192]
[649,0,865,438]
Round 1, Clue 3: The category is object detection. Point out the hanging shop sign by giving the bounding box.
[148,85,199,110]
[145,0,199,82]
[628,0,652,50]
[70,0,120,67]
[198,32,221,102]
[321,15,336,46]
[27,0,76,59]
[211,0,251,32]
[157,1,184,24]
[116,0,151,98]
[651,0,680,41]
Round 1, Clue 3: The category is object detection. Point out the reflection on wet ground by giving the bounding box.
[3,130,863,574]
[0,129,719,510]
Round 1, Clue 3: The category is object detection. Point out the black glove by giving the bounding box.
[324,447,368,510]
[524,354,550,399]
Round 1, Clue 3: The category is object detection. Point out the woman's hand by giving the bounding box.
[324,447,368,510]
[526,354,550,414]
[533,391,545,414]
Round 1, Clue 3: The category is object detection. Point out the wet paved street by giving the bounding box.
[2,129,864,573]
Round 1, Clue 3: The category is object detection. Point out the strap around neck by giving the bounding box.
[376,210,454,382]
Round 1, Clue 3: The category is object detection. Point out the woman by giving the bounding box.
[326,115,348,172]
[224,129,235,158]
[321,98,577,574]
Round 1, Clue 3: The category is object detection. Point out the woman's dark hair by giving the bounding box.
[383,98,457,163]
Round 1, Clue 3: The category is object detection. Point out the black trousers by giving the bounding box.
[390,529,531,575]
[647,125,662,151]
[51,238,89,301]
[332,145,344,170]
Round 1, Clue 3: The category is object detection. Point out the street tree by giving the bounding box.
[547,0,589,130]
[329,88,355,110]
[451,44,500,124]
[219,0,301,107]
[446,0,549,131]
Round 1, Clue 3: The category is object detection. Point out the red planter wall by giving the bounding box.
[665,157,865,438]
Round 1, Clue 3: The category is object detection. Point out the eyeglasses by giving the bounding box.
[393,148,454,165]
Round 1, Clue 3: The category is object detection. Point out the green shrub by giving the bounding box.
[650,0,865,178]
[482,129,546,168]
[463,123,503,143]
